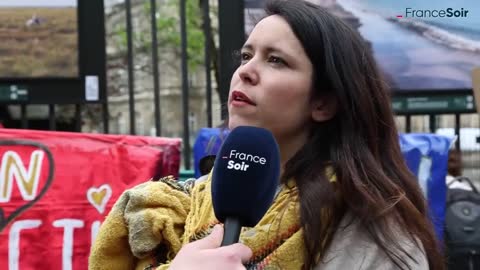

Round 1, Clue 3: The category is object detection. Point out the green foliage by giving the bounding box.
[113,24,128,52]
[146,0,206,70]
[112,0,206,71]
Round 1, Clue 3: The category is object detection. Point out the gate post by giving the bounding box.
[218,0,245,119]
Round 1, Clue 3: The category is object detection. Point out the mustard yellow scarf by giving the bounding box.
[89,173,316,270]
[184,174,305,270]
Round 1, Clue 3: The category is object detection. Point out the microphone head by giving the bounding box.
[211,126,280,227]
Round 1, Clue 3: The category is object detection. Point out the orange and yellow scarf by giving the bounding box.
[89,172,328,270]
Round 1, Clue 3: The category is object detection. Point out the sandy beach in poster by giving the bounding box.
[330,0,480,91]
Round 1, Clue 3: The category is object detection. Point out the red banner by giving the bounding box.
[0,129,181,270]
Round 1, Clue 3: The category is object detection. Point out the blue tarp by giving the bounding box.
[399,133,452,240]
[193,128,452,239]
[193,128,230,178]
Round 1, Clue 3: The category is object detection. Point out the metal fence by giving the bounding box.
[2,0,479,181]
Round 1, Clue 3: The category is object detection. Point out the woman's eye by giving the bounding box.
[240,52,252,62]
[268,56,287,66]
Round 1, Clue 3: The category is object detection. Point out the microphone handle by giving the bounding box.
[221,217,242,246]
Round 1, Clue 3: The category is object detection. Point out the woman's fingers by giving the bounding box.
[188,224,224,249]
[218,243,253,264]
[169,224,252,270]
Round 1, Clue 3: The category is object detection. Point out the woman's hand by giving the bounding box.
[169,225,252,270]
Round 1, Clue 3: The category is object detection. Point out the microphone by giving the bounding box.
[211,126,281,246]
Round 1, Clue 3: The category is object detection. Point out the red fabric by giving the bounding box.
[0,129,181,270]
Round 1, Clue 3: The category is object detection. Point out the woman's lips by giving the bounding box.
[231,90,256,106]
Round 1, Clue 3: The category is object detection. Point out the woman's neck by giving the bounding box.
[277,130,309,174]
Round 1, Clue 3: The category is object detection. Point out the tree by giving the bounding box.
[113,0,219,96]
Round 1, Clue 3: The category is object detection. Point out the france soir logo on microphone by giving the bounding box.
[222,149,267,171]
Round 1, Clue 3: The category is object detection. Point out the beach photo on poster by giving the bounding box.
[291,0,480,91]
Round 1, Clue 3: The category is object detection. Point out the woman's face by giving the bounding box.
[228,15,315,143]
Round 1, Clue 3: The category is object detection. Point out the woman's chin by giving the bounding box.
[228,117,256,130]
[228,121,242,131]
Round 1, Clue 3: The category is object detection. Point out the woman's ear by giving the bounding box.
[311,95,337,122]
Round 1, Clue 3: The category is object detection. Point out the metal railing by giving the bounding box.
[2,0,479,181]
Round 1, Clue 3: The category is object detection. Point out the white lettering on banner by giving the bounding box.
[9,219,42,270]
[53,219,85,270]
[6,219,101,270]
[0,150,44,203]
[91,221,101,245]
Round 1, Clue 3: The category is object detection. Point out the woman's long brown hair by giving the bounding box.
[264,1,445,269]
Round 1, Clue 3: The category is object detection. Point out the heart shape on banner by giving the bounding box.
[0,140,55,232]
[87,184,112,214]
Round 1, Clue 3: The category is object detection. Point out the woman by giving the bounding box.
[89,0,444,269]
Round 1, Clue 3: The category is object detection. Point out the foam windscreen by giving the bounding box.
[211,126,280,227]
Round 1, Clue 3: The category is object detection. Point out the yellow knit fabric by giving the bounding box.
[89,172,330,270]
[88,176,191,270]
[183,176,305,270]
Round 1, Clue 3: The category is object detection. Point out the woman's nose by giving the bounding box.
[238,61,259,85]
